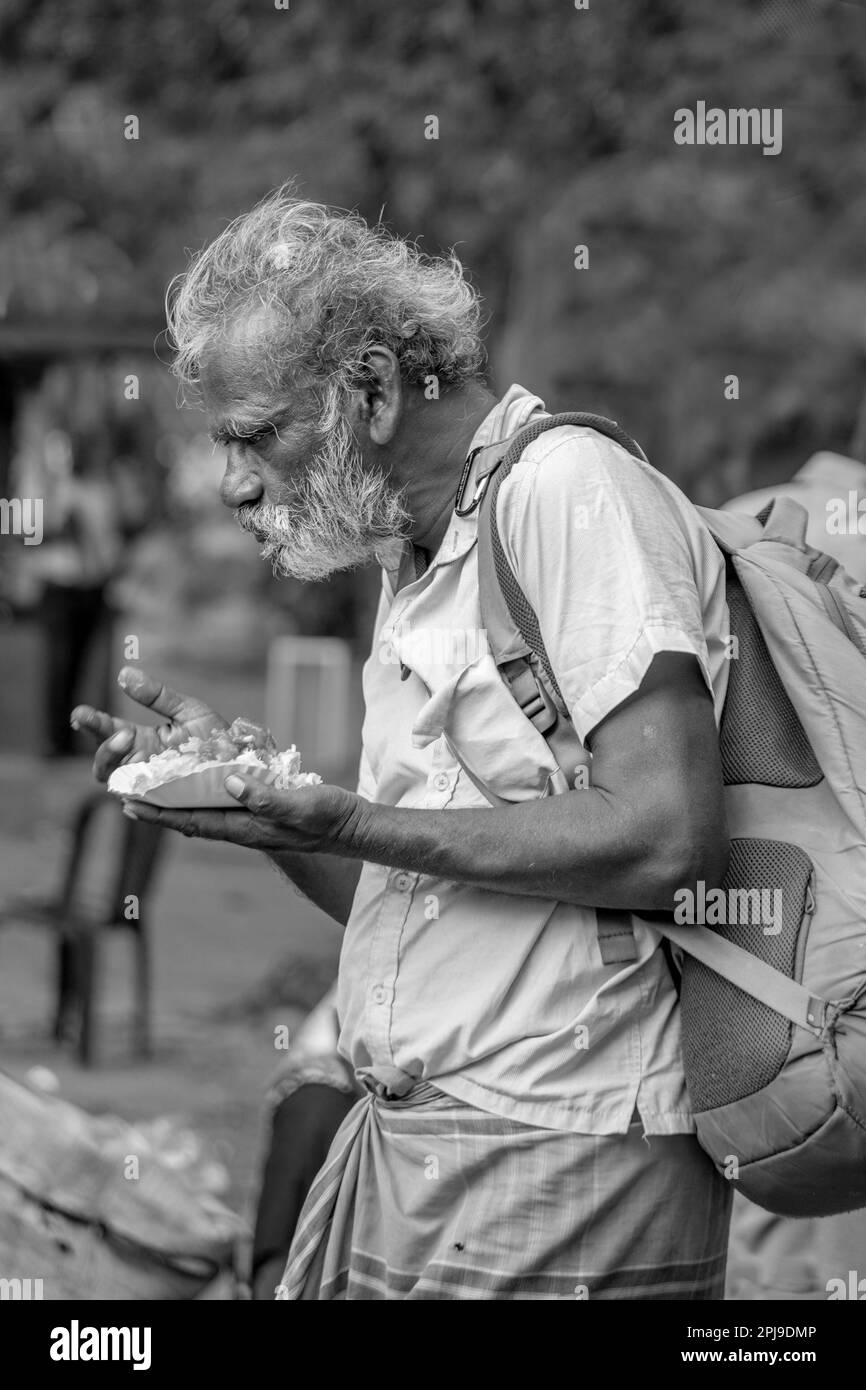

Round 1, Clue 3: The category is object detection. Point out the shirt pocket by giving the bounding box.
[410,651,561,802]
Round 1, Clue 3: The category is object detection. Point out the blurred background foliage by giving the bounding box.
[1,0,865,646]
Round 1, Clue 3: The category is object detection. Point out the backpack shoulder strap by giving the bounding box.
[474,412,648,966]
[477,412,648,711]
[654,920,831,1035]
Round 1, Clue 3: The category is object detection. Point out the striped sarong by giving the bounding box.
[278,1082,731,1300]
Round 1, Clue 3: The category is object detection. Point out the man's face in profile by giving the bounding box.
[201,317,410,582]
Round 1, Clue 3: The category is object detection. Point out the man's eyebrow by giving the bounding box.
[208,409,292,445]
[209,420,245,445]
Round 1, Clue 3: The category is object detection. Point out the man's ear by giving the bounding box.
[350,345,403,446]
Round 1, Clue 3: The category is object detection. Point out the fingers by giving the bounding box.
[71,704,151,782]
[223,774,281,815]
[92,725,141,783]
[72,702,163,782]
[121,780,346,855]
[116,666,220,728]
[223,775,311,823]
[224,776,351,851]
[117,667,191,720]
[155,721,191,750]
[71,705,118,742]
[123,801,261,845]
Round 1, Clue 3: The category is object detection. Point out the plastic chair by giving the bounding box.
[0,790,166,1065]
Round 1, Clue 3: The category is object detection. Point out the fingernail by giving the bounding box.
[108,729,135,751]
[69,719,80,731]
[225,775,245,799]
[121,804,138,820]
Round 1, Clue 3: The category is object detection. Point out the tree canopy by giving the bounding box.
[1,0,864,496]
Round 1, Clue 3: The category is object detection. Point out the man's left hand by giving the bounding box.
[123,776,368,857]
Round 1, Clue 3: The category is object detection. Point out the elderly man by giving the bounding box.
[75,188,732,1300]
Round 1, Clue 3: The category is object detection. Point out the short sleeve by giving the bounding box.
[496,429,715,745]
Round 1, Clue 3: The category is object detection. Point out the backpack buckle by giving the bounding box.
[501,657,559,735]
[806,996,828,1032]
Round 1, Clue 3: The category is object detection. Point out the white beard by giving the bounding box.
[235,421,411,582]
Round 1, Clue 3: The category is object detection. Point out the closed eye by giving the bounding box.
[209,415,290,449]
[210,424,272,448]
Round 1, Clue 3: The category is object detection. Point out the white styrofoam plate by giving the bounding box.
[108,760,275,809]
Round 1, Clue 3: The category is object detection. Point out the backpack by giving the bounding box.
[458,410,866,1218]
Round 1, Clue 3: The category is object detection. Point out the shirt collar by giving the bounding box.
[465,382,547,455]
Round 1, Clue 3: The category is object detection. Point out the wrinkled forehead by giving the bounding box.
[199,307,283,414]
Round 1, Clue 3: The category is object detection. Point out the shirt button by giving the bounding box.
[394,872,412,892]
[371,984,388,1005]
[433,773,450,791]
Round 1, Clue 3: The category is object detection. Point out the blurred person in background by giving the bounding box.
[78,187,733,1301]
[29,428,123,757]
[723,395,866,1301]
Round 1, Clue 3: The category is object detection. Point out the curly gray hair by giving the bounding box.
[166,185,486,423]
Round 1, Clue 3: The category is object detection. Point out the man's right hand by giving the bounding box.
[71,666,229,784]
[72,666,363,927]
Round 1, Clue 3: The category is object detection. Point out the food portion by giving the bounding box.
[107,718,321,808]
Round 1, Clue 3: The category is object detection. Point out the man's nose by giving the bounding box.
[219,448,263,509]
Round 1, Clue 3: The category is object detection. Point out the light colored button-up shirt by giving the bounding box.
[337,384,729,1135]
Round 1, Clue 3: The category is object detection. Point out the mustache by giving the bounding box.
[236,499,299,539]
[236,489,407,545]
[233,448,411,582]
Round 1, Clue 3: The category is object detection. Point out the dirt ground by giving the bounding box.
[0,750,345,1286]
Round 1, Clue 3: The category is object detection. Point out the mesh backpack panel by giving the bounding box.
[685,566,821,1107]
[720,569,822,788]
[681,837,814,1110]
